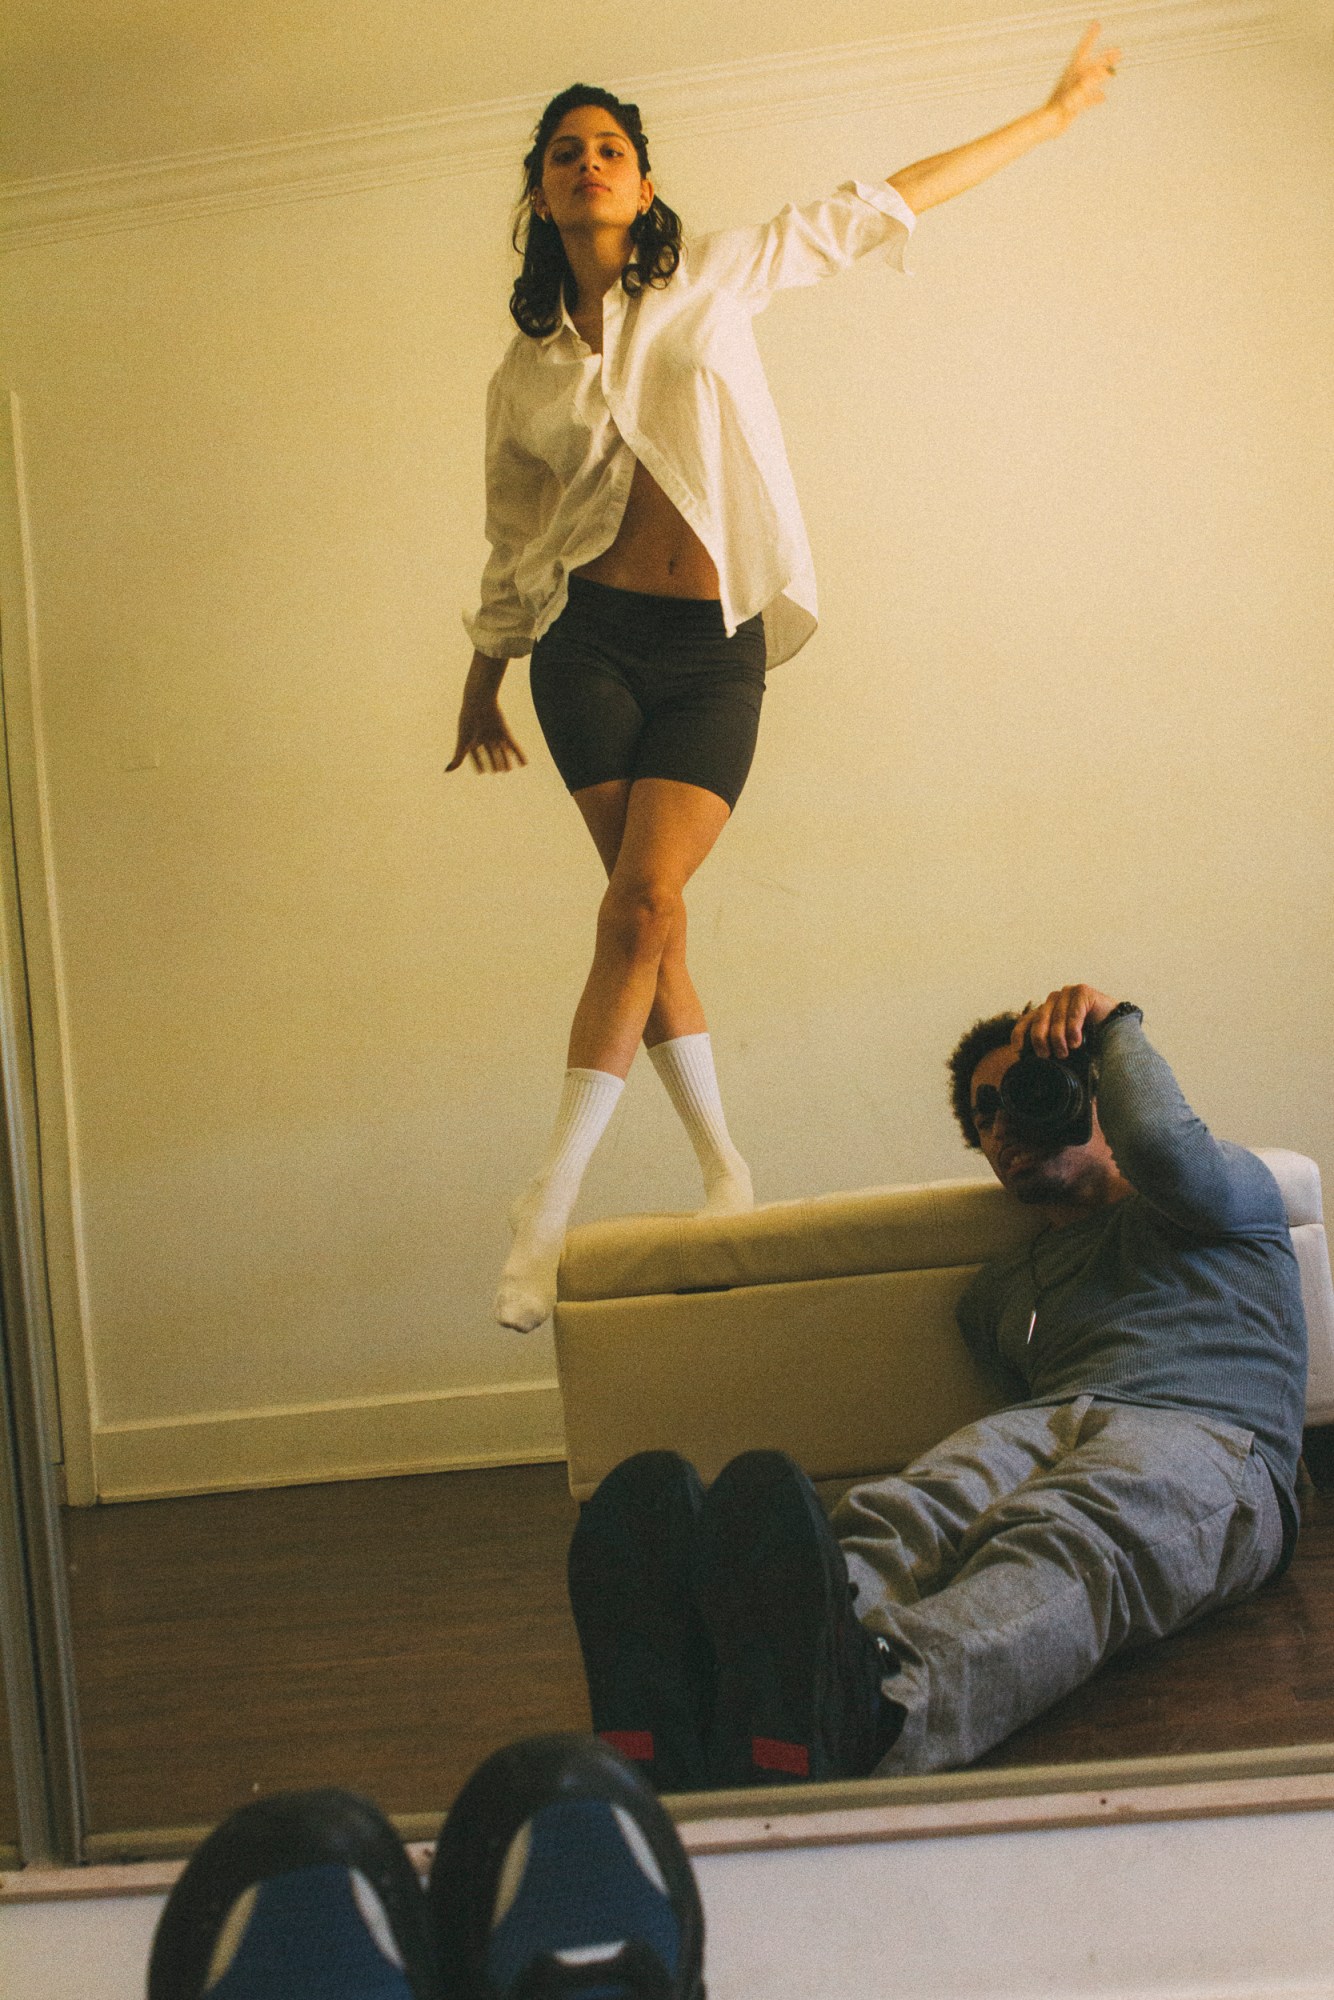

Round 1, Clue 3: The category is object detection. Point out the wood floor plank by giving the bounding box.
[63,1463,588,1835]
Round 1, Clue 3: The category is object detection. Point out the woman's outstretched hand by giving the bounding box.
[1047,23,1122,132]
[887,19,1122,213]
[446,652,528,774]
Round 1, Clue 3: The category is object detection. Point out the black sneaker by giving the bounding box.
[694,1450,900,1788]
[428,1732,705,2000]
[567,1452,713,1792]
[147,1787,437,2000]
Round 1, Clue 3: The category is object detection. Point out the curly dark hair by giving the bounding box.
[510,84,683,340]
[947,1010,1023,1149]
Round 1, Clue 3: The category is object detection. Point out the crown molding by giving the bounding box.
[0,0,1302,254]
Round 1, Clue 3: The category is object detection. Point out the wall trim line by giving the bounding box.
[90,1379,566,1502]
[0,1,1298,252]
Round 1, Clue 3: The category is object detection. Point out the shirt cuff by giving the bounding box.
[1094,1003,1144,1053]
[461,609,534,660]
[847,178,917,273]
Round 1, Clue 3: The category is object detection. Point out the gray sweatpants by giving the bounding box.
[833,1396,1285,1775]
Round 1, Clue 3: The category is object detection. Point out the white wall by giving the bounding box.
[1,20,1331,1500]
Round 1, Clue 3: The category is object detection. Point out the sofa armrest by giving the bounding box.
[558,1174,1037,1303]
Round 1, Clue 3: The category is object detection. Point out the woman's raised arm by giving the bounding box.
[888,22,1120,215]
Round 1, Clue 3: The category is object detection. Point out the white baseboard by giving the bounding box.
[89,1380,565,1502]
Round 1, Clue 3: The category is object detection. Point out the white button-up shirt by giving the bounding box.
[465,180,915,669]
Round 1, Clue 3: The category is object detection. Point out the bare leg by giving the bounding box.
[566,778,731,1075]
[573,780,752,1211]
[573,780,706,1048]
[496,779,744,1331]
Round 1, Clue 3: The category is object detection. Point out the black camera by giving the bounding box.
[998,1033,1096,1147]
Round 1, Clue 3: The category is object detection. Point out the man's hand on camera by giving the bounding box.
[1013,985,1118,1062]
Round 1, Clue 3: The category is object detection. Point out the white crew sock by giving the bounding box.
[648,1032,754,1215]
[495,1067,625,1333]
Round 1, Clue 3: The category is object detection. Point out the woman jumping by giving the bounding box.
[449,27,1120,1332]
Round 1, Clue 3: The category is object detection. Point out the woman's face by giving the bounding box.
[534,105,652,240]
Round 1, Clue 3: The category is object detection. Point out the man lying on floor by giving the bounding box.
[567,983,1309,1787]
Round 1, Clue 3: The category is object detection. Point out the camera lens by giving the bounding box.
[1004,1063,1080,1127]
[999,1042,1093,1144]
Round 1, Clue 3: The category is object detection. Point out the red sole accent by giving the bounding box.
[752,1736,810,1776]
[601,1729,655,1763]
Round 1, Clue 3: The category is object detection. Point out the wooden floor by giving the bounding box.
[60,1448,1334,1847]
[63,1463,588,1840]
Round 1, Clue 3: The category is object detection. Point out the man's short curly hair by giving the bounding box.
[947,1010,1022,1148]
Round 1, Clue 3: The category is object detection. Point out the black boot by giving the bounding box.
[428,1733,705,2000]
[147,1788,436,2000]
[567,1451,714,1793]
[694,1450,901,1788]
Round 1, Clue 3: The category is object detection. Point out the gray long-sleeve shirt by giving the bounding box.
[956,1014,1308,1547]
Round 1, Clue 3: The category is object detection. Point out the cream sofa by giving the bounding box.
[554,1149,1334,1501]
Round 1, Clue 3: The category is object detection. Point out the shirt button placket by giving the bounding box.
[600,293,627,442]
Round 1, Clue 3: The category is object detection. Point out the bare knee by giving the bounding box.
[656,904,689,976]
[597,876,683,968]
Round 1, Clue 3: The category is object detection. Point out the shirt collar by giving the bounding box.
[539,285,627,349]
[539,301,580,348]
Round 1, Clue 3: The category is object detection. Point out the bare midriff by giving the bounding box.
[574,458,720,600]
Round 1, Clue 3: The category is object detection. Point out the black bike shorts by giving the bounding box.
[529,575,767,811]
